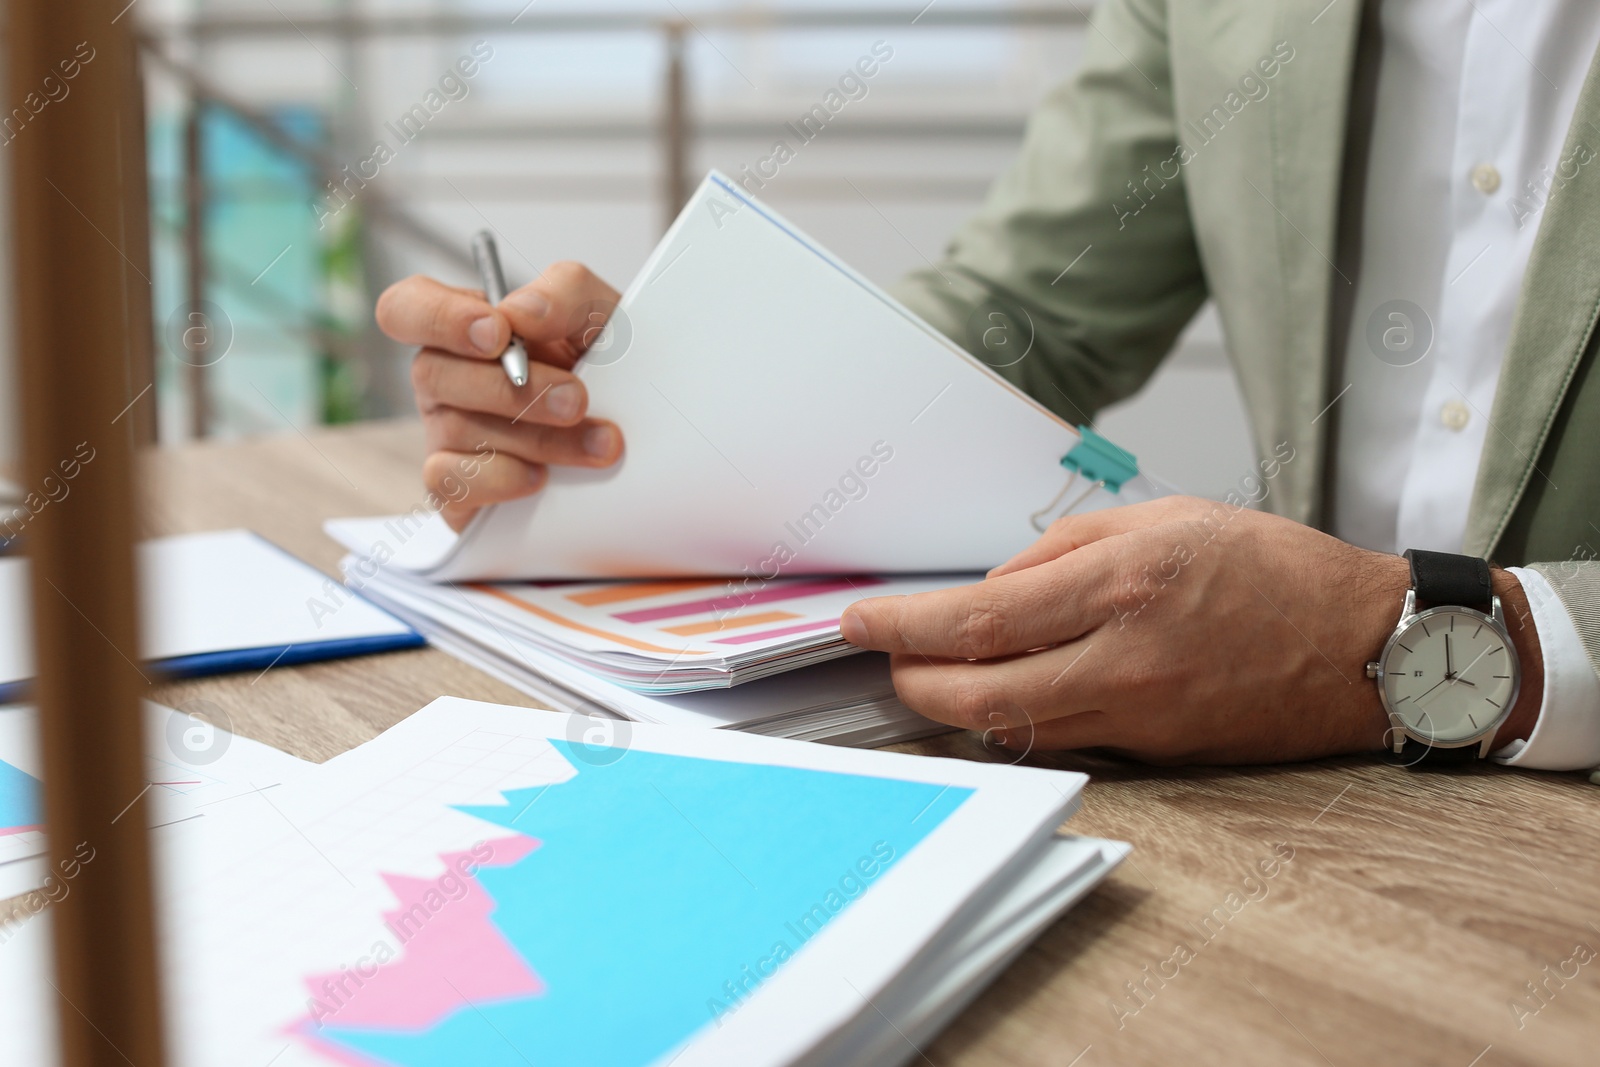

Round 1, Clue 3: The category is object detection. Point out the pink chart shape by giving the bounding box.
[292,833,543,1061]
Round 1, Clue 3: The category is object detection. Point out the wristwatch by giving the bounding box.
[1365,549,1521,763]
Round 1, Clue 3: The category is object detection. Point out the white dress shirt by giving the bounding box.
[1331,0,1600,771]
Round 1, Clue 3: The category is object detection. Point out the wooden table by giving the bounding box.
[131,420,1600,1066]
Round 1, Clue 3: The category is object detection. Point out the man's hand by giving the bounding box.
[841,496,1501,764]
[375,262,626,530]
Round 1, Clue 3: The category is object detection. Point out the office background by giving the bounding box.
[0,0,1253,501]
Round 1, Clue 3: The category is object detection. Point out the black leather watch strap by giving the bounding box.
[1403,549,1491,609]
[1387,738,1481,768]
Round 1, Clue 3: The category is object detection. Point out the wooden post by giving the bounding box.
[662,22,691,231]
[183,99,210,437]
[117,42,160,447]
[7,3,169,1066]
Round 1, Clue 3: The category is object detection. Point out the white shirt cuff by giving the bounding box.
[1491,567,1600,771]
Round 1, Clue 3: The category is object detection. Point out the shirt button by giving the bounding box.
[1441,399,1471,431]
[1470,164,1501,194]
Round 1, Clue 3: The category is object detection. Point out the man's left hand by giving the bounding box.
[841,497,1424,764]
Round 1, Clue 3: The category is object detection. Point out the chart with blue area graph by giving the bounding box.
[299,739,971,1067]
[0,755,43,864]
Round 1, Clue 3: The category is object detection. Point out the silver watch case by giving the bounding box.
[1363,590,1521,757]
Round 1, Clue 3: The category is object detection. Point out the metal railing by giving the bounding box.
[139,5,1089,437]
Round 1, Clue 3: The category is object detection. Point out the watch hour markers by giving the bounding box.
[1398,642,1414,654]
[1468,713,1478,728]
[1473,625,1482,639]
[1492,675,1510,679]
[1420,620,1431,637]
[1485,697,1501,708]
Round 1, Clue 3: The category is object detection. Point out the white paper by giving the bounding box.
[345,570,939,736]
[151,696,1089,1066]
[328,518,973,693]
[362,171,1164,582]
[0,837,1124,1067]
[0,529,417,688]
[0,703,314,893]
[138,529,414,660]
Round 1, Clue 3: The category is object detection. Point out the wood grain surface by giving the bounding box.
[27,419,1600,1066]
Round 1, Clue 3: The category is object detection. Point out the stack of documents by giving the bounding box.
[322,172,1165,743]
[323,532,965,695]
[1,696,1127,1067]
[324,529,958,745]
[0,528,423,701]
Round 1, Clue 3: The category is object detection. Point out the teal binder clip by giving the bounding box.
[1029,425,1140,532]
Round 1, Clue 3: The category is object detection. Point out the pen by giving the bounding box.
[469,230,531,388]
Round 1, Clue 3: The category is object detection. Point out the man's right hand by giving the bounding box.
[375,262,626,531]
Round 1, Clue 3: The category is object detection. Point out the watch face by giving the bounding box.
[1381,609,1518,745]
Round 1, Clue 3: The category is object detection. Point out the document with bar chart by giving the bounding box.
[134,697,1116,1067]
[326,519,977,741]
[384,570,964,692]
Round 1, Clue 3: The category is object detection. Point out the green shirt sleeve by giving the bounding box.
[889,0,1208,424]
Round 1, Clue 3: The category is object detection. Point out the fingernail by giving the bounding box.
[583,424,618,459]
[546,383,583,421]
[839,611,867,646]
[468,316,500,354]
[504,289,551,319]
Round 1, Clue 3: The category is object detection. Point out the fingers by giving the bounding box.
[423,449,547,532]
[497,261,623,363]
[420,408,625,534]
[840,551,1112,660]
[377,262,624,373]
[425,406,624,470]
[886,644,1108,733]
[411,348,588,426]
[989,496,1225,577]
[388,262,627,533]
[377,275,508,359]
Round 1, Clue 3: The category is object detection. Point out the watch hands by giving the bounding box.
[1452,642,1497,685]
[1417,642,1495,706]
[1414,676,1452,705]
[1445,633,1453,677]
